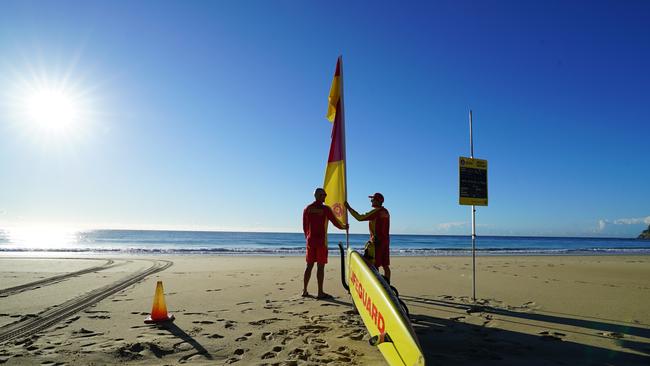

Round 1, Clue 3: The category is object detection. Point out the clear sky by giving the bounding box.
[0,0,648,237]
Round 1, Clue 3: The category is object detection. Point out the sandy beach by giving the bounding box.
[0,254,648,365]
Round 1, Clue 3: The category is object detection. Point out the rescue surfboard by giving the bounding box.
[339,243,425,366]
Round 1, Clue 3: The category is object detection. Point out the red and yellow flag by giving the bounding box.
[323,56,348,227]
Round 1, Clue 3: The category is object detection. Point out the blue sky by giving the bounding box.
[0,0,648,237]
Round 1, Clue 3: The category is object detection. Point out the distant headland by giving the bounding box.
[639,225,650,240]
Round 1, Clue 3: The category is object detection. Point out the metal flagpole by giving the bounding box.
[470,110,477,302]
[340,55,350,251]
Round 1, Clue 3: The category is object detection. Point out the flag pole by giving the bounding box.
[470,110,477,302]
[339,55,350,250]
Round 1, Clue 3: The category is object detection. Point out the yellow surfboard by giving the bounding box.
[339,244,425,366]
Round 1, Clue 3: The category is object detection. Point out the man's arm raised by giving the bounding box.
[345,201,378,222]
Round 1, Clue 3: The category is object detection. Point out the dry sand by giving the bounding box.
[0,254,648,365]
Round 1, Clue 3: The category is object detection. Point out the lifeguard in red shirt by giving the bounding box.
[302,187,348,299]
[345,192,391,283]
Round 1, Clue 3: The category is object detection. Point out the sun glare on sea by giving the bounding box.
[6,226,77,251]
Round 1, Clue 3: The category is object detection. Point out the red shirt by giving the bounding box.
[303,201,345,247]
[350,206,390,246]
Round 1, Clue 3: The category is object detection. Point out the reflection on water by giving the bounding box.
[2,226,79,249]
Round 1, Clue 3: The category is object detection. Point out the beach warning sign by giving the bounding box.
[459,157,488,206]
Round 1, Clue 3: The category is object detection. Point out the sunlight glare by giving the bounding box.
[6,226,78,250]
[5,61,97,145]
[26,88,79,132]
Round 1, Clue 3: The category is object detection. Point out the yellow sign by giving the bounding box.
[459,157,488,206]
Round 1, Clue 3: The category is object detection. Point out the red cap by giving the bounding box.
[368,193,384,203]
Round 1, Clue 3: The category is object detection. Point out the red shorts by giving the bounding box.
[374,243,390,267]
[306,244,328,264]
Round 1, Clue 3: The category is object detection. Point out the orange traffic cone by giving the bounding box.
[144,281,175,324]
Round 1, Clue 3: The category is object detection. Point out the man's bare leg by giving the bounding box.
[316,263,332,298]
[383,265,391,284]
[303,262,314,296]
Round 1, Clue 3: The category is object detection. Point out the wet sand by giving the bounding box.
[0,254,648,365]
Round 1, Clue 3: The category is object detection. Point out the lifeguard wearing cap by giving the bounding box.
[345,193,391,282]
[368,192,384,204]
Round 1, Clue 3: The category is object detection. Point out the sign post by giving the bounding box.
[459,110,488,302]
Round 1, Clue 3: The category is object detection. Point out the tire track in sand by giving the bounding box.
[0,259,172,344]
[0,258,117,297]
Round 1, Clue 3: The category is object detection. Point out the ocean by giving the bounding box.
[0,229,649,255]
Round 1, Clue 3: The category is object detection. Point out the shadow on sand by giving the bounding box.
[157,321,213,360]
[400,295,650,365]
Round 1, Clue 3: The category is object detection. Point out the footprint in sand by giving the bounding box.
[599,331,624,339]
[207,333,224,339]
[332,345,359,362]
[288,347,309,361]
[299,324,331,334]
[192,320,215,325]
[72,328,103,338]
[111,299,122,302]
[261,332,273,341]
[249,318,284,326]
[539,331,566,341]
[274,329,295,345]
[65,315,81,324]
[339,330,364,341]
[305,336,329,350]
[225,321,237,329]
[235,332,253,341]
[288,310,309,316]
[264,299,282,309]
[81,341,97,349]
[178,352,209,363]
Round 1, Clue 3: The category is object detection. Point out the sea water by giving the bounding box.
[0,229,649,255]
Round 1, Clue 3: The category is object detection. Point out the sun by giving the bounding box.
[3,58,96,144]
[8,75,94,144]
[25,87,80,132]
